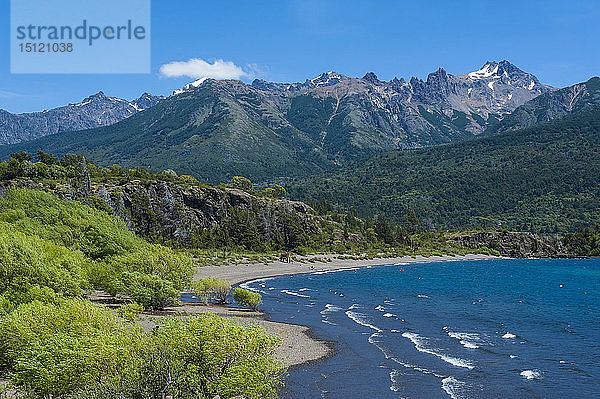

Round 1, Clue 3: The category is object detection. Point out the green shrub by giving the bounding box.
[0,299,147,398]
[190,278,231,304]
[0,189,195,309]
[123,272,180,310]
[230,176,253,192]
[233,288,262,311]
[106,246,194,291]
[0,188,137,259]
[0,300,284,399]
[116,302,145,322]
[178,174,199,185]
[478,246,501,256]
[155,314,283,398]
[88,196,113,214]
[0,225,89,309]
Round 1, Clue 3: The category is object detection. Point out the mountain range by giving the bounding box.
[1,61,599,234]
[486,76,600,134]
[0,61,557,182]
[0,91,164,145]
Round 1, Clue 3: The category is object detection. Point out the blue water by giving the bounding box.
[241,259,600,399]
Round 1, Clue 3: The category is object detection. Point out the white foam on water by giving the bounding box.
[441,376,468,399]
[280,289,310,298]
[502,332,516,339]
[391,329,402,333]
[239,277,274,290]
[391,358,445,378]
[239,277,276,292]
[375,305,385,312]
[389,369,402,392]
[313,267,359,275]
[383,313,395,318]
[520,369,542,380]
[348,303,360,310]
[320,304,343,315]
[418,294,430,298]
[444,327,481,349]
[322,319,337,325]
[346,310,382,332]
[401,332,474,369]
[298,288,312,291]
[461,341,478,349]
[368,331,394,359]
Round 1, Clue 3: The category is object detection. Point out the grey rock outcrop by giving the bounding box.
[447,231,564,258]
[87,180,322,247]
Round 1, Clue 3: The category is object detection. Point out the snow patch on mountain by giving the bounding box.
[469,63,500,79]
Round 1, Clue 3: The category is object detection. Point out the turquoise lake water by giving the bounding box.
[242,258,600,398]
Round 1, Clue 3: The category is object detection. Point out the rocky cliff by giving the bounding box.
[447,231,566,258]
[0,178,328,250]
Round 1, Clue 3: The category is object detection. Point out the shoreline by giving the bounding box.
[195,253,505,285]
[193,253,505,369]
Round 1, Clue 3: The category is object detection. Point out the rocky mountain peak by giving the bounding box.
[467,60,536,84]
[79,91,107,103]
[309,71,348,87]
[173,78,209,95]
[362,72,380,84]
[0,90,164,145]
[426,68,449,84]
[132,93,165,110]
[467,62,502,80]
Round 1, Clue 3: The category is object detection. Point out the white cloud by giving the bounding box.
[159,58,249,80]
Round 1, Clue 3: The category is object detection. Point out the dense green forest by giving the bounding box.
[285,106,600,235]
[563,220,600,256]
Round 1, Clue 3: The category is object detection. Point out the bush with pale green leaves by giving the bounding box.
[0,224,89,310]
[190,278,232,304]
[116,301,145,322]
[0,188,194,310]
[0,299,147,397]
[0,299,284,399]
[233,287,262,311]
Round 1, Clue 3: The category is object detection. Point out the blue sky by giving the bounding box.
[1,0,599,113]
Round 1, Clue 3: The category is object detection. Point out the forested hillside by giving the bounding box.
[286,106,600,234]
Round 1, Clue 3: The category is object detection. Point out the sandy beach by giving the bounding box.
[195,253,501,285]
[192,253,502,368]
